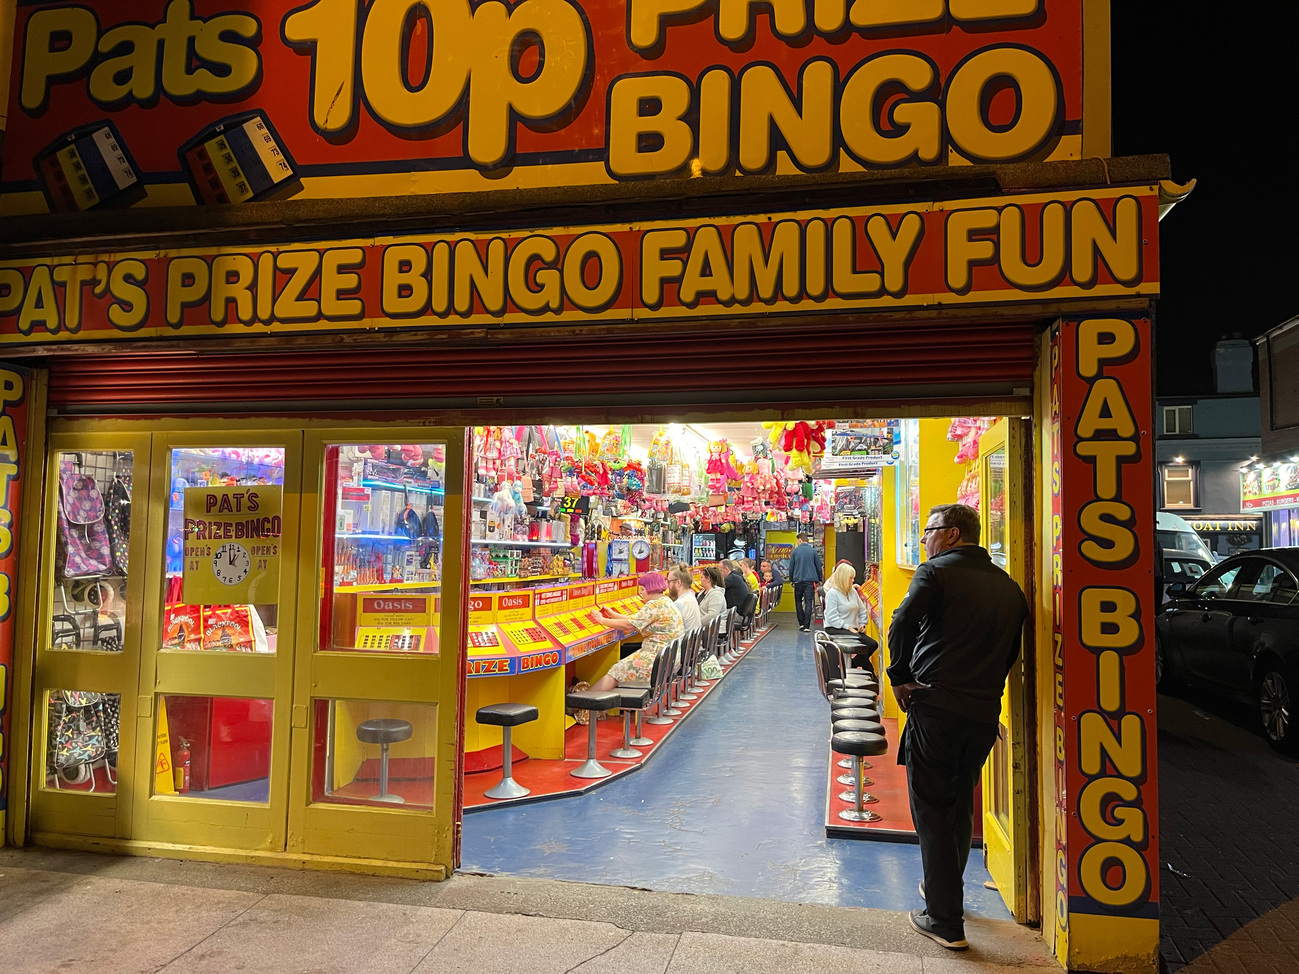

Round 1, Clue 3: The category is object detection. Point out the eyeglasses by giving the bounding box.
[921,524,954,536]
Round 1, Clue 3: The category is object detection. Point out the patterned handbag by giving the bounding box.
[104,476,131,575]
[55,467,114,580]
[49,691,108,769]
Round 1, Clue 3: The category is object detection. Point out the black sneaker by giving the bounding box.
[907,910,968,950]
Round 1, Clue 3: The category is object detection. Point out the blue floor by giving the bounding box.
[461,620,1011,918]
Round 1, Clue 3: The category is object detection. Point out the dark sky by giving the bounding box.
[1111,5,1299,396]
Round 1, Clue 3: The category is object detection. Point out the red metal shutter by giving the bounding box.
[45,320,1037,413]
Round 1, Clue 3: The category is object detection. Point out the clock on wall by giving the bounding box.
[212,541,252,585]
[630,539,651,561]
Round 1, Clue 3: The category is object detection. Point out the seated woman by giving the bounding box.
[821,562,879,672]
[589,572,685,689]
[697,566,726,624]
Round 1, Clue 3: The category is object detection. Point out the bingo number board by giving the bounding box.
[468,628,501,650]
[501,623,556,654]
[354,627,433,652]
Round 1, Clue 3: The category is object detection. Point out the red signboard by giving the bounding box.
[0,365,28,822]
[1054,318,1159,953]
[2,1,1095,215]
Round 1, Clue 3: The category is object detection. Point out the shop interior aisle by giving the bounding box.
[460,624,1010,917]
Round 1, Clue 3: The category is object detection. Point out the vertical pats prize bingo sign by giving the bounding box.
[183,485,282,604]
[0,366,28,828]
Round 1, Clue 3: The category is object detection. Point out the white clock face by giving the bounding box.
[212,542,252,585]
[631,539,650,559]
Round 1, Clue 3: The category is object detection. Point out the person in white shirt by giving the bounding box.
[822,562,878,670]
[668,566,702,632]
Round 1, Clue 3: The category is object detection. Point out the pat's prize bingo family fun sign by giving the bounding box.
[3,0,1099,215]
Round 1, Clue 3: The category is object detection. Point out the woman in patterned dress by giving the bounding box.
[590,572,684,689]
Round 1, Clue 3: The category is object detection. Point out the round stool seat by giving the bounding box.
[476,703,539,727]
[566,689,619,712]
[832,718,884,735]
[830,698,877,712]
[831,731,888,757]
[831,677,878,691]
[830,707,879,723]
[357,718,413,745]
[832,689,877,701]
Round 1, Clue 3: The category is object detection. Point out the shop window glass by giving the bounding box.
[43,690,120,793]
[163,448,285,654]
[1195,563,1244,600]
[156,695,272,802]
[321,443,445,654]
[895,420,921,566]
[50,450,132,653]
[986,447,1008,569]
[310,698,437,809]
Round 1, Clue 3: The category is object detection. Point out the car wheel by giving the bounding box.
[1257,663,1297,753]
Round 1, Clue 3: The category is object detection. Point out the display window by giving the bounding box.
[895,420,922,566]
[163,447,285,655]
[310,699,438,809]
[156,695,273,802]
[320,442,445,655]
[42,690,120,793]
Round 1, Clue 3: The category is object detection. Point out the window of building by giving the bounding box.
[1163,405,1193,435]
[1162,464,1197,509]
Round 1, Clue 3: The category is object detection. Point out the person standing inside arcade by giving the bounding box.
[719,560,750,615]
[886,504,1028,951]
[790,534,822,631]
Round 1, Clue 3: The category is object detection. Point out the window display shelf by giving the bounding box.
[360,479,443,495]
[471,539,573,548]
[334,581,441,593]
[336,533,418,542]
[469,573,575,585]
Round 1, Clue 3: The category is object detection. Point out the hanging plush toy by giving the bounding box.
[720,439,741,483]
[706,441,726,493]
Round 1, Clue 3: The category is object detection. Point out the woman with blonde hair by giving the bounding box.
[821,562,879,671]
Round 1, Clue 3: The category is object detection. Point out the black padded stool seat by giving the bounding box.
[830,677,878,691]
[357,718,413,744]
[567,690,620,779]
[612,686,655,759]
[830,707,879,723]
[831,689,877,702]
[832,730,888,823]
[830,698,878,712]
[476,703,539,727]
[475,704,538,800]
[356,718,413,804]
[831,717,884,770]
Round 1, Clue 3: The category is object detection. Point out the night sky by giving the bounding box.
[1111,5,1299,396]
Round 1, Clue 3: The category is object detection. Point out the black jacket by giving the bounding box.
[723,571,750,611]
[885,545,1028,723]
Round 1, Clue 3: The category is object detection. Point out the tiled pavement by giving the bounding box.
[1157,687,1299,972]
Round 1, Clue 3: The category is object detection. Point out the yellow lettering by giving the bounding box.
[719,0,805,43]
[1098,650,1122,713]
[1080,587,1141,651]
[866,212,923,297]
[510,236,562,314]
[21,6,98,111]
[360,0,471,129]
[946,46,1058,162]
[563,233,621,312]
[831,218,882,298]
[840,54,941,168]
[608,74,694,178]
[1079,777,1145,842]
[209,254,255,325]
[321,248,365,318]
[1080,712,1145,777]
[1072,198,1142,288]
[627,0,709,50]
[1078,841,1148,908]
[679,226,734,306]
[738,61,835,173]
[999,203,1067,291]
[945,207,998,293]
[454,238,507,315]
[166,257,210,328]
[1076,377,1136,438]
[641,229,688,308]
[732,222,800,304]
[51,264,98,333]
[273,251,321,321]
[107,260,149,330]
[1079,500,1136,565]
[1075,440,1139,500]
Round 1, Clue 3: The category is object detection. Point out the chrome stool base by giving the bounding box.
[838,808,883,823]
[484,777,529,800]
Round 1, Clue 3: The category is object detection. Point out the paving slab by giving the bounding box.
[0,865,84,923]
[666,930,921,974]
[570,931,680,973]
[158,893,463,974]
[0,875,261,974]
[411,910,632,974]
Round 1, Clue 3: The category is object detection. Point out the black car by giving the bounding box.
[1156,547,1212,608]
[1157,548,1299,752]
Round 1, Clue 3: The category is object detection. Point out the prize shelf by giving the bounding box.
[471,538,573,548]
[334,581,440,593]
[469,573,575,585]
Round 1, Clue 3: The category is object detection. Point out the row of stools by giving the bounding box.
[476,596,773,800]
[813,631,889,823]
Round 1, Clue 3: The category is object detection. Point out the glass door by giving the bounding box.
[28,433,151,840]
[130,433,302,851]
[978,419,1031,921]
[287,429,465,872]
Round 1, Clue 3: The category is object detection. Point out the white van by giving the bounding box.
[1156,511,1216,563]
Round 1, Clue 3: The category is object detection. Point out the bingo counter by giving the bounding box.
[463,577,640,762]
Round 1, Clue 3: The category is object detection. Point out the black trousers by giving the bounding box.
[793,581,816,628]
[822,627,878,672]
[901,703,999,939]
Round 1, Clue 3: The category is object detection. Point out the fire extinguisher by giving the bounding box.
[174,738,191,794]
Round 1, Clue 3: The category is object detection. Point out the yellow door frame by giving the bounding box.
[9,416,465,878]
[978,418,1034,923]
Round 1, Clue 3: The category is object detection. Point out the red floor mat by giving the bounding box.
[464,630,772,809]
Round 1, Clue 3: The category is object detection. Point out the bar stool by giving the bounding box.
[832,730,888,822]
[357,717,413,803]
[612,650,665,758]
[643,643,677,728]
[661,639,686,717]
[678,628,701,702]
[565,689,619,778]
[475,703,538,800]
[831,716,884,769]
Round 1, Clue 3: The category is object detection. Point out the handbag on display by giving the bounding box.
[104,475,131,575]
[55,465,115,580]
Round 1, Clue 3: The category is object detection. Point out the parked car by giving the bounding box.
[1157,548,1299,751]
[1156,548,1211,607]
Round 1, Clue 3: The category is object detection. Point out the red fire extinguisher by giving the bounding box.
[174,738,191,794]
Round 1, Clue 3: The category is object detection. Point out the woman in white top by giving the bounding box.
[822,562,878,671]
[696,565,727,628]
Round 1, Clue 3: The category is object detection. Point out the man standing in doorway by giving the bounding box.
[887,503,1028,951]
[789,533,822,632]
